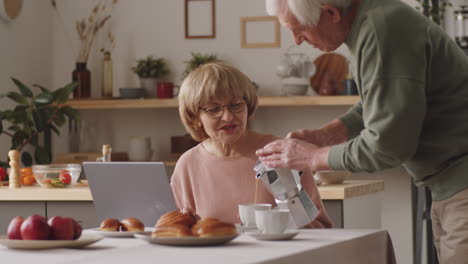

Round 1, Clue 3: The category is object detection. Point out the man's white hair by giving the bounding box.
[266,0,353,25]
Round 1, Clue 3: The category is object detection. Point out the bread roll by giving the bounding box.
[100,218,121,231]
[191,218,220,235]
[155,211,197,227]
[152,224,193,237]
[120,217,144,232]
[196,221,237,237]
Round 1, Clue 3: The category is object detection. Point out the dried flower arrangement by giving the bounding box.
[100,31,116,56]
[50,0,118,63]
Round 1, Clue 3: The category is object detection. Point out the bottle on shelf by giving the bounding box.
[96,144,112,162]
[102,51,113,98]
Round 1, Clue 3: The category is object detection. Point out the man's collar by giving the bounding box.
[345,0,372,52]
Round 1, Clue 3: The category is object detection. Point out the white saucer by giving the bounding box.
[248,229,299,241]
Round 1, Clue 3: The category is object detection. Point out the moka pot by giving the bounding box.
[254,160,319,228]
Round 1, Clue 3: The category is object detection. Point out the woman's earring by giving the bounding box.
[197,122,202,128]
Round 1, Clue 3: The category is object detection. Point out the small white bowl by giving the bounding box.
[313,171,350,185]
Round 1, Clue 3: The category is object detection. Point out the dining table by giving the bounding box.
[0,229,396,264]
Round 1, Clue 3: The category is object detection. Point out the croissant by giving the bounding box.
[155,211,197,227]
[152,224,193,237]
[196,221,237,237]
[191,218,220,235]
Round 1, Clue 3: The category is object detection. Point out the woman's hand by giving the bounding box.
[255,138,330,171]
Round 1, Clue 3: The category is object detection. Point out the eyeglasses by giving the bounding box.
[200,98,246,118]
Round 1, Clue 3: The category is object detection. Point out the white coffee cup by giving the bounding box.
[255,209,290,234]
[238,203,272,228]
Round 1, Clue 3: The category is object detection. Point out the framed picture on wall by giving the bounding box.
[184,0,216,39]
[240,16,280,48]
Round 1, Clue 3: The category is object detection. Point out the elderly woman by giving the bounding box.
[170,62,331,228]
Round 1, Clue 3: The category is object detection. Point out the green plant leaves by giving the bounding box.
[132,56,169,78]
[32,109,45,132]
[11,78,33,98]
[34,146,51,165]
[53,111,67,127]
[33,84,50,93]
[21,152,33,167]
[1,79,80,166]
[7,91,28,105]
[12,131,27,150]
[60,106,80,121]
[53,82,78,104]
[182,52,220,79]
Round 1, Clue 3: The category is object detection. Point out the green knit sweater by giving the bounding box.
[328,0,468,201]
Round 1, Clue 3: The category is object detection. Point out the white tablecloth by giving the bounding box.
[0,229,396,264]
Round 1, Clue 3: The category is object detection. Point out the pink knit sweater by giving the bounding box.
[170,134,332,228]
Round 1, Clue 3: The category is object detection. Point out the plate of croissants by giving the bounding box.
[134,211,239,247]
[90,217,151,238]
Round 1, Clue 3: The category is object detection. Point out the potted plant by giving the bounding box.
[0,78,80,168]
[132,56,170,98]
[182,52,221,79]
[416,0,452,25]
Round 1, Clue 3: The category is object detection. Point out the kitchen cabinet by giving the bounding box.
[0,202,45,234]
[46,202,97,229]
[0,180,382,233]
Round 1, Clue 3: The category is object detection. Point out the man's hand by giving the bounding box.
[256,138,324,171]
[287,119,349,147]
[286,129,324,146]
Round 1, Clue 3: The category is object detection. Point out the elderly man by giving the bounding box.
[256,0,468,263]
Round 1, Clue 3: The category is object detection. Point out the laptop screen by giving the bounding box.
[83,162,177,227]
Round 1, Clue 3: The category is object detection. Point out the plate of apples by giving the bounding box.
[0,215,103,249]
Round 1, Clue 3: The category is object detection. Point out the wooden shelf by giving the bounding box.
[66,96,359,110]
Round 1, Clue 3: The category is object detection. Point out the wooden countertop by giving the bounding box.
[0,180,383,201]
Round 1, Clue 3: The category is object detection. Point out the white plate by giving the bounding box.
[88,227,153,238]
[0,233,103,249]
[248,229,299,241]
[134,233,238,246]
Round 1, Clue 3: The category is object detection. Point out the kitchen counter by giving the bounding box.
[0,180,384,201]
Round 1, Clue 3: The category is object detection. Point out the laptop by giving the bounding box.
[83,162,177,227]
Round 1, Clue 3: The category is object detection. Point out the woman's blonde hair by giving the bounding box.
[178,62,258,141]
[266,0,353,25]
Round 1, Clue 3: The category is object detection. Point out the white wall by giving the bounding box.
[0,1,54,161]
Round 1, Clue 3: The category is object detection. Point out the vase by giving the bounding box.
[139,77,158,98]
[102,52,113,98]
[72,62,91,98]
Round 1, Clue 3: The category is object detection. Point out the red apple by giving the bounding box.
[7,216,24,240]
[72,219,82,240]
[48,216,75,240]
[20,214,50,240]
